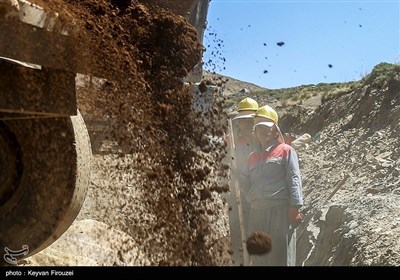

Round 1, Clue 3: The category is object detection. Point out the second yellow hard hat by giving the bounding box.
[254,105,279,124]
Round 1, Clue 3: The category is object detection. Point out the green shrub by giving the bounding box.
[363,63,400,89]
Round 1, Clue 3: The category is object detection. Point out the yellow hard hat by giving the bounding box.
[254,105,279,124]
[238,97,258,111]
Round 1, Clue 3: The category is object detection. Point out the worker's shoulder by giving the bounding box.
[276,142,294,151]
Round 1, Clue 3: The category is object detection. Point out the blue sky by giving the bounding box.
[203,0,400,89]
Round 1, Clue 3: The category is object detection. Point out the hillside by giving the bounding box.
[202,70,268,96]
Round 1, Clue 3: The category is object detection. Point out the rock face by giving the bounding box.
[291,63,400,266]
[25,219,150,266]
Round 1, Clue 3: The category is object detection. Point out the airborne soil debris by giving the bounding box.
[246,231,272,255]
[26,0,230,265]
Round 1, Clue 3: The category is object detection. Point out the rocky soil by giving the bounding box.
[288,64,400,265]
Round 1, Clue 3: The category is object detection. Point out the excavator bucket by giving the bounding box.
[0,0,91,264]
[0,0,211,264]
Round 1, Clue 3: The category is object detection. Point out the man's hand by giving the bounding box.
[288,206,302,228]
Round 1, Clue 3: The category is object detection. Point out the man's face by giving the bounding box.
[235,118,253,135]
[254,125,274,145]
